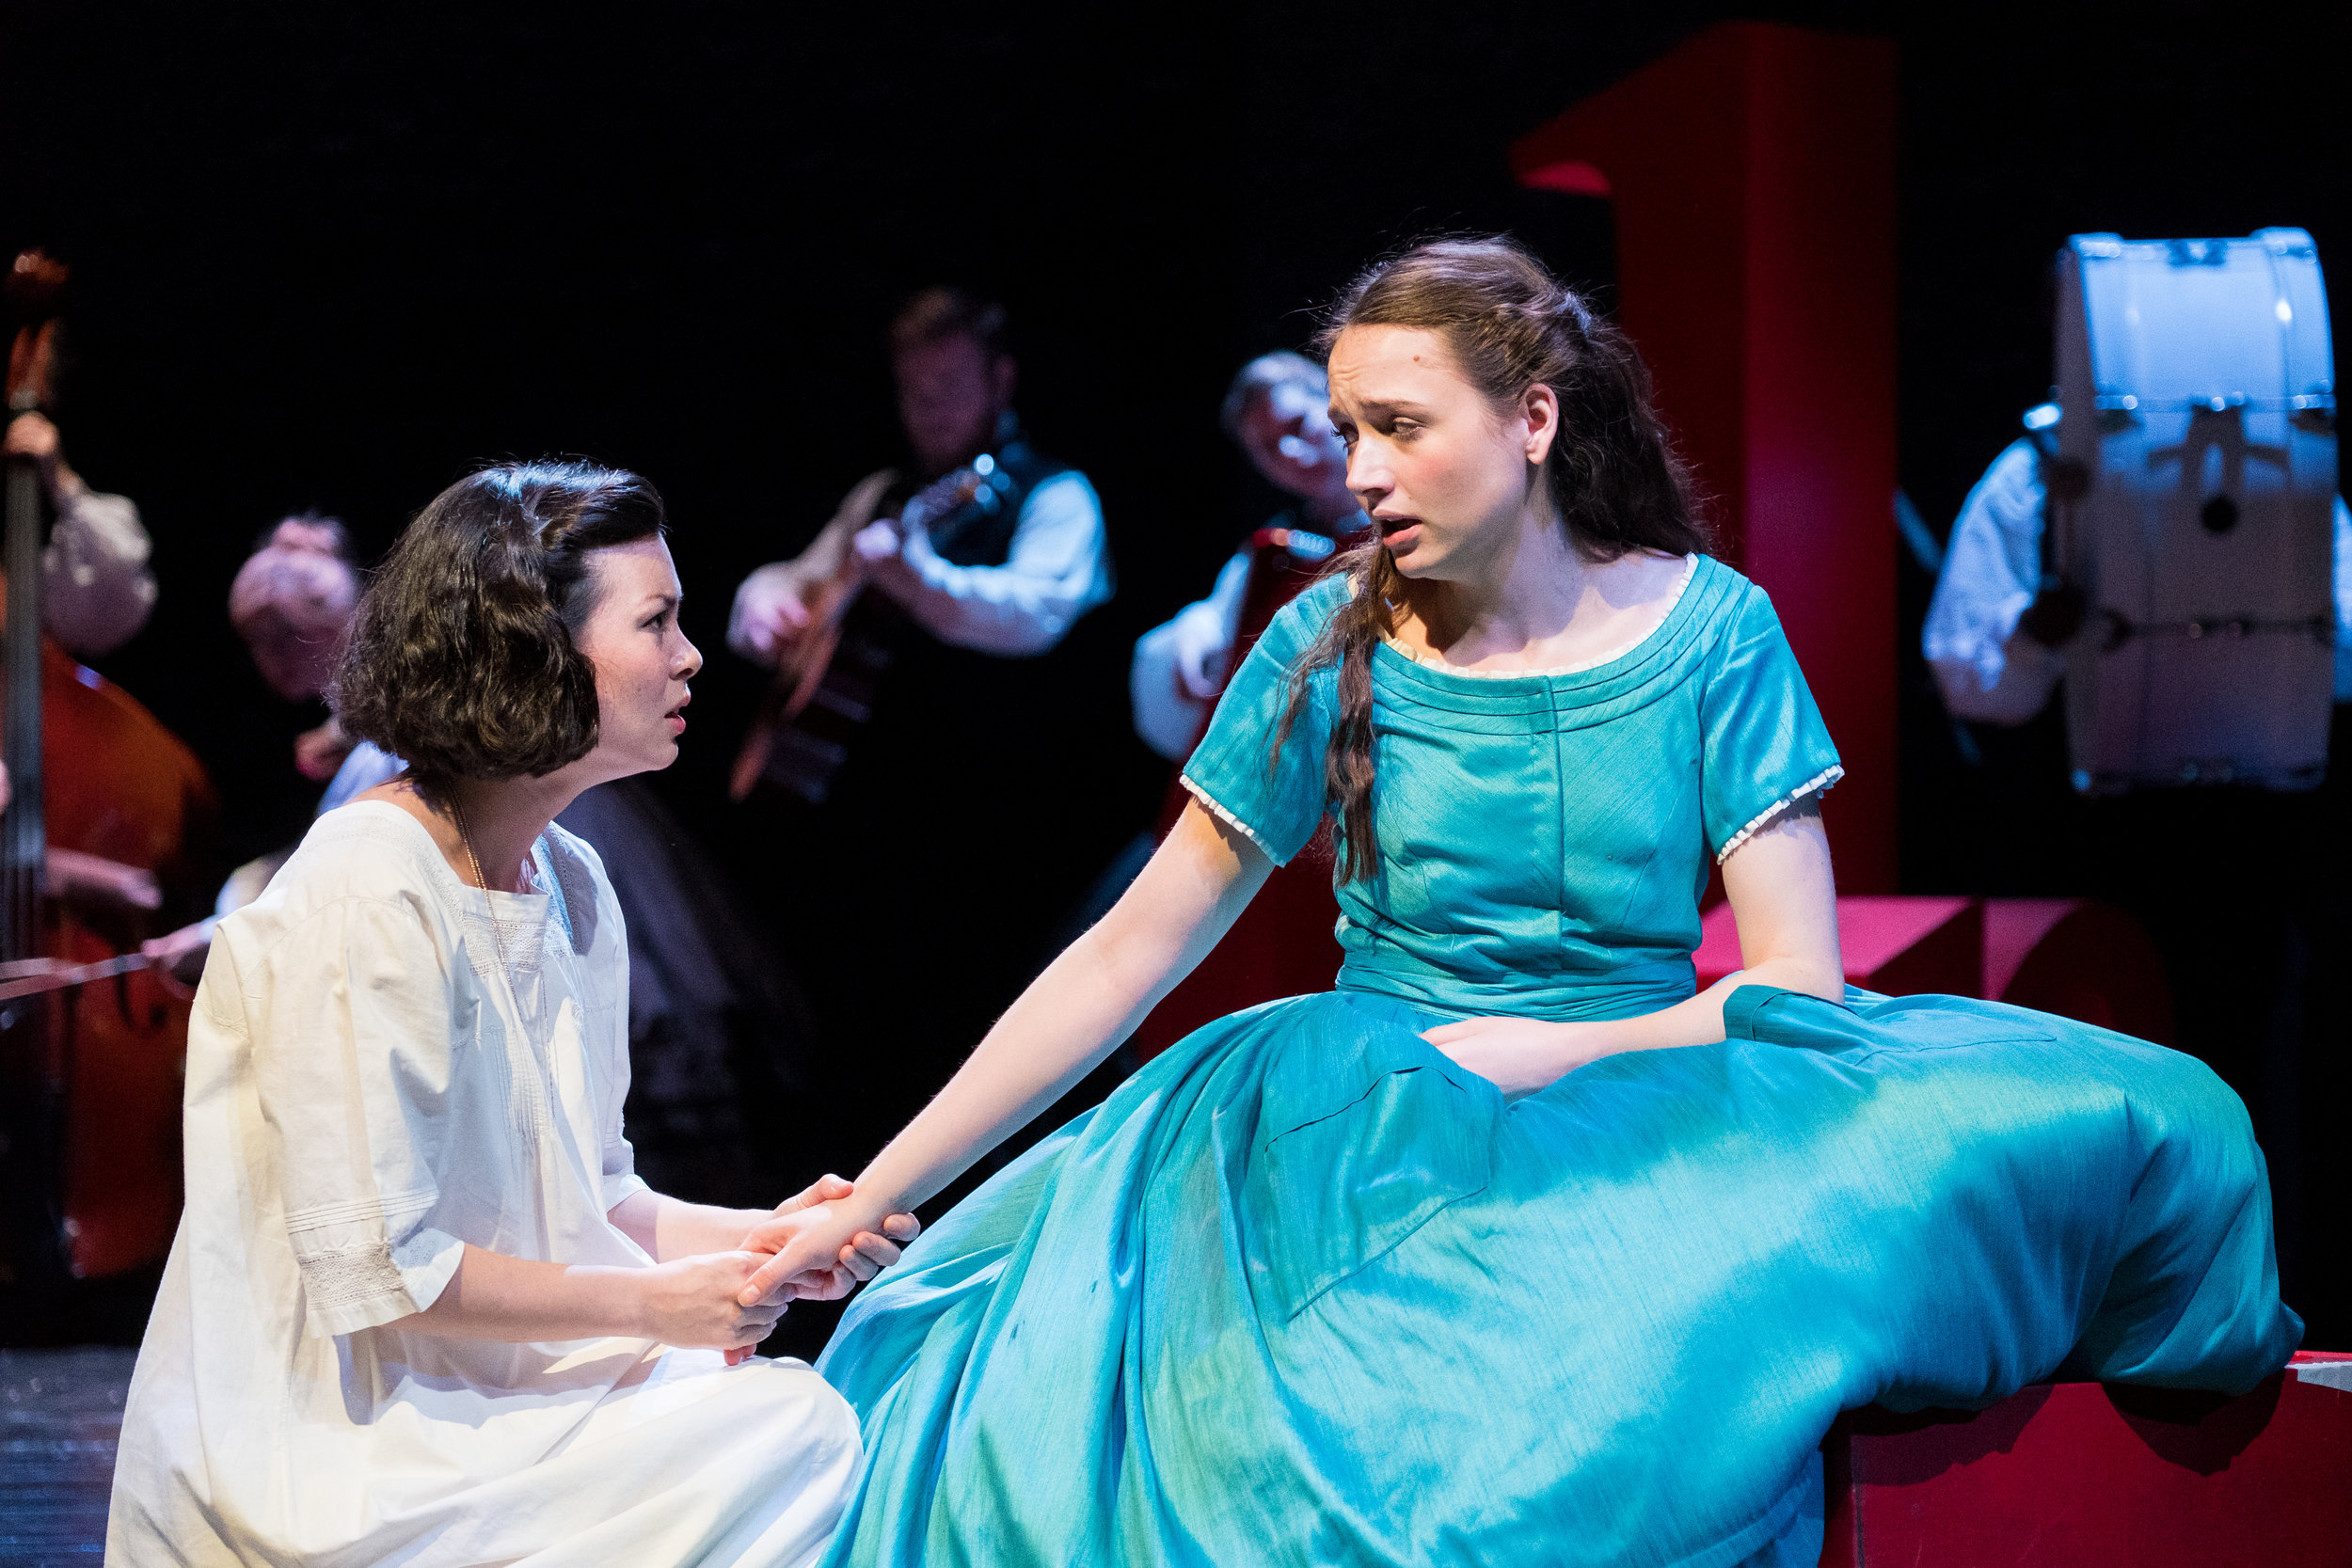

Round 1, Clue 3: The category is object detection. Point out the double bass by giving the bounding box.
[1,250,216,1307]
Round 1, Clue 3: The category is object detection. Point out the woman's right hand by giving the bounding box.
[633,1250,788,1352]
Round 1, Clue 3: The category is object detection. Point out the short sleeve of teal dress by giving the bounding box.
[1177,579,1343,865]
[1698,582,1845,860]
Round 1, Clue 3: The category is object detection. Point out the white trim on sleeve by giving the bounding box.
[1714,766,1845,865]
[1178,774,1282,864]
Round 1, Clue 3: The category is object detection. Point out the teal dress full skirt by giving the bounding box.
[815,561,2298,1566]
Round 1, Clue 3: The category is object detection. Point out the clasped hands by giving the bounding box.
[695,1176,919,1365]
[742,1173,919,1299]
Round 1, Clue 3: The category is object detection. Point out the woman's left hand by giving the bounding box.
[1421,1016,1613,1101]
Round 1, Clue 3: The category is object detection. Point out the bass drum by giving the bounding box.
[2055,227,2337,794]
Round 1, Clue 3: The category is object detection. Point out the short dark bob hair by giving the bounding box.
[334,458,666,786]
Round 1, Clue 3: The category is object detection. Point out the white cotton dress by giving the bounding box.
[105,802,859,1567]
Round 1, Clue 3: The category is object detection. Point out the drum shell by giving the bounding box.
[2056,229,2337,793]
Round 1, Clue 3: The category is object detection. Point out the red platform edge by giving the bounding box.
[1820,1354,2352,1566]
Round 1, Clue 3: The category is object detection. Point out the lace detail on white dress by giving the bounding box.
[1380,553,1698,678]
[294,1243,411,1319]
[1713,765,1846,864]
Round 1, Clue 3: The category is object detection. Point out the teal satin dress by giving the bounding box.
[816,557,2298,1567]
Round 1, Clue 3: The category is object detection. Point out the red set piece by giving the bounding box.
[1820,1354,2352,1565]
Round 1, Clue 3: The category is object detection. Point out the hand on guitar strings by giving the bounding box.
[728,566,819,666]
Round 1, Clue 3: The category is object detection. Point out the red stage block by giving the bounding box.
[1820,1354,2352,1566]
[1511,23,1900,893]
[1982,897,2175,1046]
[1694,895,1982,997]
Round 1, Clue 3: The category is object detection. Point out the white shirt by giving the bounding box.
[108,803,857,1567]
[1922,437,2352,724]
[731,465,1113,663]
[44,486,156,657]
[1131,547,1250,760]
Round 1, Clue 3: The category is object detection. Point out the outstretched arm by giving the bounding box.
[737,799,1273,1303]
[1423,797,1842,1099]
[608,1176,915,1271]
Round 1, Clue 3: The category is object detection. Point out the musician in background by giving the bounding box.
[2,409,156,657]
[1131,352,1364,759]
[1921,403,2352,1336]
[230,515,363,779]
[0,410,166,914]
[724,287,1113,1185]
[728,287,1109,674]
[1922,404,2352,724]
[141,518,372,980]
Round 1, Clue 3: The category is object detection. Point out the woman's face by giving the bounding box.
[1326,325,1557,584]
[572,536,702,780]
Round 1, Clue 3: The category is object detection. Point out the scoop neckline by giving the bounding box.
[1375,552,1701,682]
[339,799,556,905]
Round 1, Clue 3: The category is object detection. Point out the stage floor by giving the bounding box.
[2,1348,133,1564]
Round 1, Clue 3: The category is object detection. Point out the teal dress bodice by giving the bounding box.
[1182,556,1841,1021]
[816,557,2297,1568]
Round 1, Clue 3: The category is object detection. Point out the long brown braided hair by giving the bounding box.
[1276,237,1710,882]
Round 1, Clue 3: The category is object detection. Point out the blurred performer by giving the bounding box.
[142,520,373,980]
[1922,403,2352,724]
[230,514,362,779]
[1922,404,2352,1330]
[0,410,166,913]
[2,409,156,657]
[728,287,1109,711]
[1132,352,1367,759]
[725,288,1112,1173]
[206,515,373,871]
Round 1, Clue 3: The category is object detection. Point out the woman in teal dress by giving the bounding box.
[740,240,2298,1566]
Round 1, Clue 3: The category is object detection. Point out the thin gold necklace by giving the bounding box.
[450,794,518,985]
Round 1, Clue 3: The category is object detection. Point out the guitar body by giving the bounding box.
[754,591,910,806]
[732,441,1066,804]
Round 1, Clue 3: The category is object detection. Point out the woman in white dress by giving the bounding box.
[107,460,916,1567]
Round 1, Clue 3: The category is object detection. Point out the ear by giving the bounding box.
[993,355,1019,406]
[1520,383,1561,467]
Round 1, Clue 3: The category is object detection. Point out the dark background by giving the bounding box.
[5,0,2345,1338]
[6,0,2344,878]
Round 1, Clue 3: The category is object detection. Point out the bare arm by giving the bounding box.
[608,1190,771,1262]
[394,1242,783,1351]
[737,800,1272,1302]
[610,1179,920,1280]
[1422,798,1842,1098]
[384,1178,918,1359]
